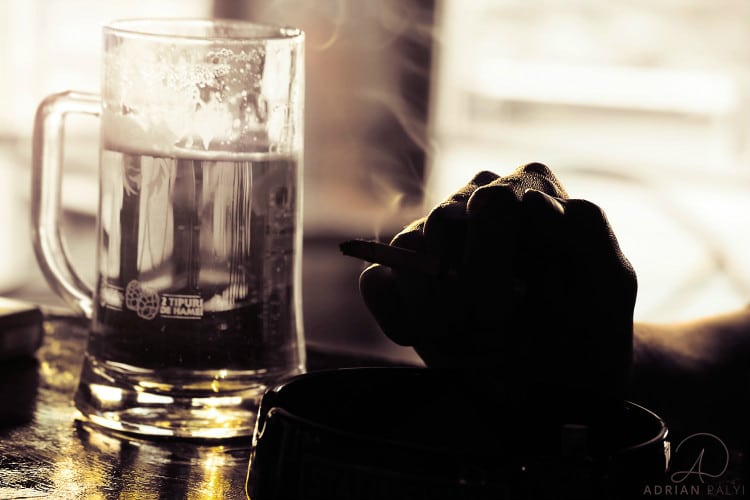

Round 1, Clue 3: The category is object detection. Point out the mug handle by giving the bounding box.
[31,91,100,319]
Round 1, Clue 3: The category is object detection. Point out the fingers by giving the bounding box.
[391,217,427,252]
[558,199,637,313]
[461,181,522,329]
[359,165,637,401]
[563,200,636,397]
[562,199,635,280]
[458,162,568,281]
[394,164,558,258]
[359,264,417,345]
[360,215,429,346]
[518,188,567,287]
[518,191,636,397]
[503,162,569,199]
[361,171,501,347]
[465,180,521,266]
[520,188,566,242]
[519,191,634,283]
[421,170,499,266]
[359,166,581,353]
[422,203,466,266]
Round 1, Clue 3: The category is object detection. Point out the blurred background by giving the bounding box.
[2,0,750,360]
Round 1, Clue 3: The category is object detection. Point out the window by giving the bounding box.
[428,0,750,322]
[0,1,211,294]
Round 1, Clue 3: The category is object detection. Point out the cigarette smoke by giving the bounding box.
[226,0,440,238]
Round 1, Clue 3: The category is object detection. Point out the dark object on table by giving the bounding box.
[246,367,669,500]
[0,299,44,425]
[0,297,44,361]
[0,357,39,427]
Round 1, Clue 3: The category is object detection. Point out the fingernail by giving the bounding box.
[522,189,565,216]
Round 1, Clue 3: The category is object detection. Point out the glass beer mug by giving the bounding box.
[31,19,305,439]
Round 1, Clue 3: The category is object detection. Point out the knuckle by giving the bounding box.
[567,198,609,224]
[426,202,465,228]
[470,170,500,186]
[519,162,553,177]
[467,182,518,217]
[390,218,426,251]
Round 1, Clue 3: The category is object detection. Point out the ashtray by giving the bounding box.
[246,367,669,499]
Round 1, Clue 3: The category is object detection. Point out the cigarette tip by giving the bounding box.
[339,239,366,257]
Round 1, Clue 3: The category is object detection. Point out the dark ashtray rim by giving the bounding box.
[247,366,670,497]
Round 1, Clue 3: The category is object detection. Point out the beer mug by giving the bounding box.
[31,19,306,439]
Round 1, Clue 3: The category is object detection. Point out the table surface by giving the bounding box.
[0,316,412,500]
[1,316,748,499]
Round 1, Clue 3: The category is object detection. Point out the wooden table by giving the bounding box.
[0,315,747,499]
[0,316,409,499]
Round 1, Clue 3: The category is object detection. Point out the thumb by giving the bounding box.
[359,264,419,346]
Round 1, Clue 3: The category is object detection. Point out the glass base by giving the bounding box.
[74,355,301,440]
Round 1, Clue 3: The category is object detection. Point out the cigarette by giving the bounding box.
[339,239,456,278]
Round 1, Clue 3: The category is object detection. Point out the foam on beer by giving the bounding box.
[101,42,295,160]
[101,102,240,159]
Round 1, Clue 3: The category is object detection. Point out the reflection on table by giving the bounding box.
[0,317,412,499]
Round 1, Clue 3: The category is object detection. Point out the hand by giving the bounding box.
[359,163,637,402]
